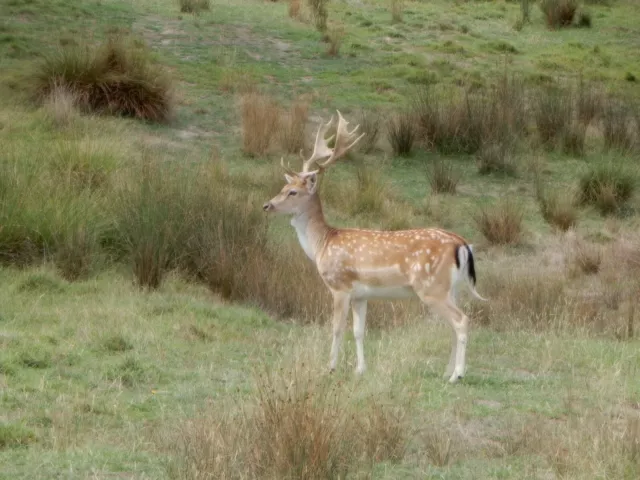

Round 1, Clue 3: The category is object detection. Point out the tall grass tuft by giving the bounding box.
[240,91,281,157]
[426,158,459,194]
[540,0,578,29]
[387,111,416,156]
[474,199,524,245]
[177,0,210,14]
[356,108,382,153]
[534,85,573,149]
[34,36,174,123]
[536,184,579,232]
[278,98,309,154]
[577,163,636,215]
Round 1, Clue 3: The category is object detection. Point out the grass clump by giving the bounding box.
[387,111,417,157]
[601,99,635,152]
[240,91,281,157]
[307,0,329,32]
[0,423,37,449]
[278,98,309,154]
[474,199,524,245]
[355,108,382,153]
[577,163,635,215]
[476,140,518,176]
[34,36,174,123]
[177,0,210,13]
[534,85,574,149]
[540,0,578,29]
[536,186,579,231]
[426,158,459,194]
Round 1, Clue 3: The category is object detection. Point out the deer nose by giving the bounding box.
[263,202,272,212]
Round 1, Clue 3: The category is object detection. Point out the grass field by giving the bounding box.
[1,0,640,478]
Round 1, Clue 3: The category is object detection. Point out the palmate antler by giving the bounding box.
[280,110,366,178]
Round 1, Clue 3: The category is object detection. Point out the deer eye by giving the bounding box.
[288,190,297,196]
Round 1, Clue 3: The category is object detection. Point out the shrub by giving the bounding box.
[474,199,524,245]
[562,121,587,156]
[476,140,518,176]
[387,111,417,156]
[307,0,329,32]
[288,0,301,19]
[325,24,345,56]
[278,98,309,154]
[601,99,635,152]
[426,158,459,194]
[536,186,579,231]
[240,91,281,157]
[534,85,574,148]
[540,0,578,29]
[34,36,173,123]
[177,0,210,13]
[577,163,635,215]
[391,0,404,23]
[355,108,382,153]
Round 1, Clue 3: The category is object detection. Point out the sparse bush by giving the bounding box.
[562,121,587,156]
[567,238,602,276]
[325,24,345,56]
[576,78,602,126]
[601,99,635,152]
[577,10,592,28]
[534,85,573,148]
[536,186,578,231]
[355,108,382,153]
[177,0,210,13]
[387,111,417,156]
[577,163,635,215]
[474,199,524,245]
[426,158,459,194]
[43,82,79,128]
[240,91,281,157]
[34,36,174,123]
[167,365,408,479]
[476,140,518,176]
[278,98,309,154]
[307,0,329,32]
[391,0,404,23]
[540,0,578,29]
[288,0,301,19]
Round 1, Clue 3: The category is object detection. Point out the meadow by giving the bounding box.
[0,0,639,478]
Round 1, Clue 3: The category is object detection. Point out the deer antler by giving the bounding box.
[280,110,365,177]
[313,110,365,173]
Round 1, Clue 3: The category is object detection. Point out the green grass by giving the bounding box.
[1,0,640,477]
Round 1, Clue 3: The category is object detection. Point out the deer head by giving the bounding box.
[262,110,365,214]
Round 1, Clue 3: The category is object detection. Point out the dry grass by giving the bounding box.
[177,0,210,13]
[278,98,309,154]
[288,0,301,19]
[474,199,524,245]
[355,108,382,153]
[307,0,329,32]
[43,82,80,128]
[166,364,409,479]
[325,24,345,56]
[566,236,603,277]
[577,162,636,215]
[34,36,174,123]
[390,0,404,23]
[476,140,518,176]
[602,99,636,152]
[240,91,281,157]
[387,110,417,156]
[540,0,578,29]
[426,158,460,194]
[536,187,579,232]
[534,85,573,149]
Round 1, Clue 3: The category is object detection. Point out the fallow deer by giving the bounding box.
[263,111,486,383]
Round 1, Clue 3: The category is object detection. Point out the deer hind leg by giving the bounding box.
[351,299,367,375]
[329,292,350,373]
[415,291,470,384]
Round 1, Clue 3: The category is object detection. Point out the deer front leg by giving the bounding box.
[329,292,350,373]
[352,299,368,375]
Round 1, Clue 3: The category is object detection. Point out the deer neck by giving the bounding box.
[290,194,331,262]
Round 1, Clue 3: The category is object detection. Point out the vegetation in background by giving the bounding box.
[34,36,174,123]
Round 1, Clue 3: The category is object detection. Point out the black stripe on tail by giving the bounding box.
[454,244,477,286]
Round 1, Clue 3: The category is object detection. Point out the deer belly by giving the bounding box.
[352,283,416,300]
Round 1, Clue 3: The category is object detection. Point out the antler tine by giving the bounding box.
[280,157,298,177]
[316,110,366,172]
[301,115,335,173]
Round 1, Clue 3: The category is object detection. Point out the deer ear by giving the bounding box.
[305,172,318,194]
[284,174,296,184]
